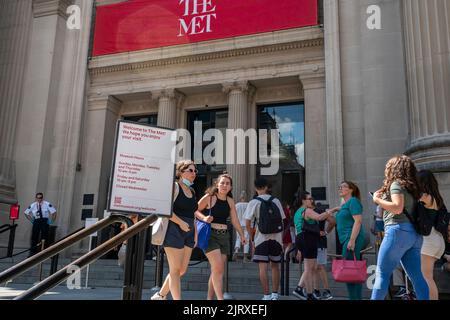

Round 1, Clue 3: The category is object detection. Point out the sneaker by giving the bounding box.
[393,287,407,298]
[270,293,279,300]
[312,289,321,300]
[321,289,333,300]
[307,293,320,300]
[262,294,272,300]
[150,292,166,300]
[292,287,307,300]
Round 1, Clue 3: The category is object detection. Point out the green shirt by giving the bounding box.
[336,197,364,244]
[383,181,413,226]
[294,207,318,234]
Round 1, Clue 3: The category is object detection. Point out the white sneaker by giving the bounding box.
[262,294,272,300]
[150,292,166,300]
[270,293,279,300]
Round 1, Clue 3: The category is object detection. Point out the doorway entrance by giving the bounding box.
[187,108,228,196]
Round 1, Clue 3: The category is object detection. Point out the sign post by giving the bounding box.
[84,217,99,289]
[107,121,177,300]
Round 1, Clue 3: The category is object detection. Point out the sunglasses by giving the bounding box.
[36,197,43,200]
[183,168,198,174]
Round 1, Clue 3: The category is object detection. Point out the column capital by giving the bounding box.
[88,95,122,115]
[299,62,325,90]
[32,0,72,18]
[299,74,325,90]
[222,81,251,95]
[153,88,185,103]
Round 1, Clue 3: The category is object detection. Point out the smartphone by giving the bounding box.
[369,191,374,197]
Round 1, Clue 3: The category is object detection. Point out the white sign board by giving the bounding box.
[85,218,99,237]
[107,121,176,217]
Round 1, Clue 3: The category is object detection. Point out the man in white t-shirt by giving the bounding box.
[244,178,285,301]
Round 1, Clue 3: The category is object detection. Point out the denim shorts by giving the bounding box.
[163,217,195,249]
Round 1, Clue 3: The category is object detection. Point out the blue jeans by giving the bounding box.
[371,223,429,300]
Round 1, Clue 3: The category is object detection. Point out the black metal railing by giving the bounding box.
[0,213,158,300]
[49,227,84,275]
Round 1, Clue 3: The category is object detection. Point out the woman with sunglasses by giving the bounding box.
[292,191,333,300]
[151,160,198,300]
[195,173,246,300]
[334,181,366,300]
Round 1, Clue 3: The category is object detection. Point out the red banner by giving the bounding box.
[93,0,318,56]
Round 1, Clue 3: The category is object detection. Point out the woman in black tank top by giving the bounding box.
[151,160,197,301]
[195,173,247,300]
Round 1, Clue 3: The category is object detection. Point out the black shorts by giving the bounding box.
[253,240,283,263]
[163,217,195,249]
[296,232,320,259]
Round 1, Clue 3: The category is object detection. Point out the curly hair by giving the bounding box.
[206,173,233,198]
[381,155,420,200]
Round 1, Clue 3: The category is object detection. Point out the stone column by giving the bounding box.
[323,0,344,207]
[299,73,327,201]
[223,82,253,200]
[13,0,72,247]
[0,0,32,201]
[80,95,121,217]
[156,89,184,129]
[403,0,450,172]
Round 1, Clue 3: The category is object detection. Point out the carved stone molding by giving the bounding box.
[90,39,324,76]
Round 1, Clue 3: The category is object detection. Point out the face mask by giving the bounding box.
[182,178,193,187]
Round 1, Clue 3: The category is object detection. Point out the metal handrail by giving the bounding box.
[49,227,85,275]
[14,214,158,300]
[0,214,133,285]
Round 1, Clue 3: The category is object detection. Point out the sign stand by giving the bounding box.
[84,217,99,289]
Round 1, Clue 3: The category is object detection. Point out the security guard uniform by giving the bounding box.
[25,201,56,255]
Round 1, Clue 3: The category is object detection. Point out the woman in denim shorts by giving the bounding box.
[151,160,198,301]
[195,173,247,300]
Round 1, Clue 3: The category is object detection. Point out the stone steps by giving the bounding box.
[0,257,372,298]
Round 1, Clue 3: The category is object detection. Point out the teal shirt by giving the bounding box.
[336,197,364,244]
[294,207,318,234]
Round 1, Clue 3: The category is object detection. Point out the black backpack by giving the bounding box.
[256,196,283,234]
[404,201,435,236]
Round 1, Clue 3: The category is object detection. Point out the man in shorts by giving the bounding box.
[244,178,285,300]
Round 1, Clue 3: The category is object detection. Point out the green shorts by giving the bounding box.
[205,229,230,255]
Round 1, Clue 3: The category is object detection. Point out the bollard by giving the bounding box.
[38,240,45,282]
[280,252,285,295]
[153,245,164,290]
[223,255,235,300]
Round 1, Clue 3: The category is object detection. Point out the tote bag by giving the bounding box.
[196,197,212,250]
[151,182,179,246]
[332,252,367,284]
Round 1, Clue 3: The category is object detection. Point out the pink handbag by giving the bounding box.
[332,252,367,284]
